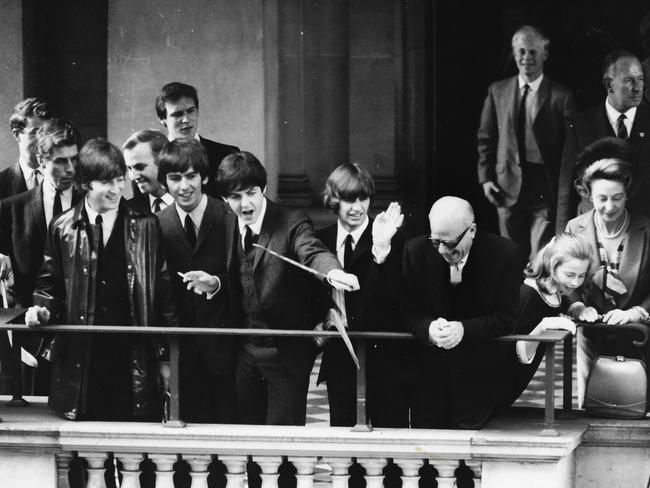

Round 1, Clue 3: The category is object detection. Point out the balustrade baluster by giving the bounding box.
[322,458,352,488]
[465,461,482,488]
[148,454,177,488]
[287,456,318,488]
[220,455,248,488]
[184,454,212,488]
[78,452,108,488]
[256,456,282,488]
[431,460,459,488]
[357,458,387,488]
[55,452,73,488]
[393,459,423,488]
[114,453,144,488]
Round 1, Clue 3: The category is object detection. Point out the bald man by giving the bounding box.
[402,197,522,429]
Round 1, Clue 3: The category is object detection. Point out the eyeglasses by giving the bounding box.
[429,225,472,249]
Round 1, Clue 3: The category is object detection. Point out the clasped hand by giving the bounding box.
[25,306,50,327]
[428,318,464,349]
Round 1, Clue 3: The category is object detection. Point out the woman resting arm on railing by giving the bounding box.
[499,233,592,409]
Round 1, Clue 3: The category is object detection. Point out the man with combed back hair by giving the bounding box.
[403,197,522,429]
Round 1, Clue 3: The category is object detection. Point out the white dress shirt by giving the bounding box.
[518,73,544,164]
[149,192,174,212]
[237,197,268,250]
[174,194,208,235]
[43,180,73,226]
[605,98,636,136]
[84,199,119,246]
[21,162,41,190]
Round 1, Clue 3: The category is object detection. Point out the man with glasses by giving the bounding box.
[402,196,522,429]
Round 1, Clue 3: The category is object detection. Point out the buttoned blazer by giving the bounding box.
[225,199,341,375]
[556,103,650,232]
[477,75,575,208]
[157,196,234,374]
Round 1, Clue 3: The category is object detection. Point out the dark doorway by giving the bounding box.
[22,0,108,141]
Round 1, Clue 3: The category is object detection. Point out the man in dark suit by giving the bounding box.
[477,25,575,262]
[0,98,52,199]
[124,129,174,214]
[316,163,413,428]
[155,82,239,198]
[403,196,522,429]
[0,118,83,394]
[556,51,650,231]
[217,151,359,425]
[156,139,237,423]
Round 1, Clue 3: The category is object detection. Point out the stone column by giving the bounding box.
[78,452,108,488]
[256,456,283,488]
[220,455,248,488]
[288,456,318,488]
[148,454,177,488]
[323,457,353,488]
[431,460,458,488]
[394,459,424,488]
[185,454,212,488]
[114,453,144,488]
[55,452,74,488]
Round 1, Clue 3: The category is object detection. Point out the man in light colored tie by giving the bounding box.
[402,196,523,429]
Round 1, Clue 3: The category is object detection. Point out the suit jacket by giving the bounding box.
[0,184,84,307]
[157,196,234,375]
[0,163,28,200]
[200,136,239,198]
[225,199,341,375]
[316,221,414,385]
[402,230,522,345]
[477,75,575,208]
[556,103,650,232]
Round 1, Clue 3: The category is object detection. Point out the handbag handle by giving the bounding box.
[578,322,649,347]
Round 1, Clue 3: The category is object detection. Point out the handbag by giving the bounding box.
[584,355,647,419]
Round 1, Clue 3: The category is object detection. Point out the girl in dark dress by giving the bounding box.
[500,233,592,408]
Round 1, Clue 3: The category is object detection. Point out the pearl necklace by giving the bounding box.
[595,209,628,239]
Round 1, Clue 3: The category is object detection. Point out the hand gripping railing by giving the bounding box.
[0,309,575,432]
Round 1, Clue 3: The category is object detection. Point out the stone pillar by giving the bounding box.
[394,459,423,488]
[55,452,73,488]
[288,456,318,488]
[78,452,108,488]
[114,453,144,488]
[220,455,248,488]
[323,457,352,488]
[184,454,212,488]
[431,460,458,488]
[256,456,283,488]
[357,458,387,488]
[148,454,177,488]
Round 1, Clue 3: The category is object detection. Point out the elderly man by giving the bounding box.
[155,82,239,197]
[556,50,650,231]
[0,98,52,199]
[402,196,522,429]
[478,25,575,262]
[123,129,174,213]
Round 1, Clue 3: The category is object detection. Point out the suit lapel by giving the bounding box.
[507,76,519,132]
[195,198,217,252]
[597,105,617,137]
[253,201,276,270]
[169,204,195,253]
[348,222,372,268]
[533,77,549,125]
[12,163,27,195]
[225,208,238,271]
[31,186,47,237]
[426,246,450,317]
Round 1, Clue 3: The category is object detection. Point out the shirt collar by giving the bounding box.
[451,251,470,272]
[148,192,174,210]
[42,177,72,199]
[336,216,369,251]
[84,196,119,227]
[20,160,39,183]
[238,196,267,238]
[175,193,208,227]
[518,73,544,93]
[605,98,637,125]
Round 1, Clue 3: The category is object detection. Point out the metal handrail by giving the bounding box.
[0,312,572,432]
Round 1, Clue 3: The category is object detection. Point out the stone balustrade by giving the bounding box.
[0,398,587,488]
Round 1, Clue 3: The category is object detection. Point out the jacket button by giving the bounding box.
[75,363,80,368]
[82,267,88,274]
[80,315,85,321]
[136,403,141,408]
[131,219,136,224]
[127,264,133,270]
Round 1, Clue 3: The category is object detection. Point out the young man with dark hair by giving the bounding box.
[217,151,359,425]
[155,82,239,197]
[123,129,174,213]
[0,97,52,199]
[25,138,177,421]
[0,118,83,394]
[156,138,237,422]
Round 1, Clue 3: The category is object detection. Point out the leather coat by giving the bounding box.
[35,199,177,419]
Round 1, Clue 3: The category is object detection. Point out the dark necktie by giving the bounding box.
[244,225,255,254]
[152,197,163,213]
[53,189,63,217]
[95,214,104,261]
[517,84,530,164]
[343,234,354,270]
[32,169,41,190]
[617,114,628,140]
[184,214,196,249]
